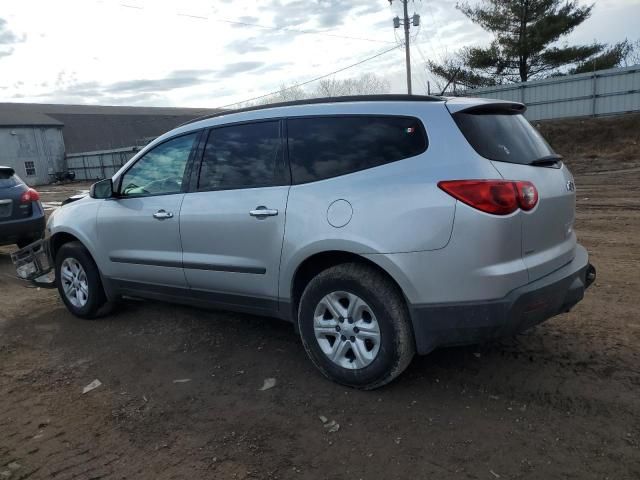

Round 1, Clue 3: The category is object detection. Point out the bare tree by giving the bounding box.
[238,73,391,108]
[261,84,308,104]
[313,73,391,97]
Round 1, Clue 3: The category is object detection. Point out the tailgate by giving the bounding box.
[448,99,577,281]
[489,161,576,281]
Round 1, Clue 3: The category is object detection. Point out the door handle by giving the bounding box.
[249,206,278,218]
[153,209,174,220]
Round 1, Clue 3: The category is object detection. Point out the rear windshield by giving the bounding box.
[453,111,555,165]
[0,171,20,188]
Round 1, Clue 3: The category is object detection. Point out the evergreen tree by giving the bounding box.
[429,0,629,88]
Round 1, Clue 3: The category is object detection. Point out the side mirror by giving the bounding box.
[90,178,114,199]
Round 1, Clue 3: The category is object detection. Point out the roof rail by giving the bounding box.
[179,94,445,127]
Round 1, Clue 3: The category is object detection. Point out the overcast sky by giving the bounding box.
[0,0,638,108]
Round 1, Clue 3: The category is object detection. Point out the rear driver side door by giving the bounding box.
[179,120,290,314]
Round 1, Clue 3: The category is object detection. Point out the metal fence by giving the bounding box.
[460,65,640,121]
[65,146,139,181]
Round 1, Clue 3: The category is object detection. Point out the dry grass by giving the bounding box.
[536,113,640,174]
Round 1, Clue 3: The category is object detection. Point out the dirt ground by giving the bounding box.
[1,121,639,479]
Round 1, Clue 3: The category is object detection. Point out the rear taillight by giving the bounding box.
[514,181,538,210]
[20,188,40,203]
[438,180,538,215]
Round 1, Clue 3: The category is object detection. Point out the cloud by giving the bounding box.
[29,61,287,105]
[237,15,260,24]
[102,70,216,94]
[264,0,377,29]
[0,17,23,59]
[39,69,217,103]
[102,77,199,93]
[0,18,19,45]
[226,37,270,54]
[218,61,266,76]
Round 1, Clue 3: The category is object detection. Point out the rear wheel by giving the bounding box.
[55,241,108,319]
[298,263,415,389]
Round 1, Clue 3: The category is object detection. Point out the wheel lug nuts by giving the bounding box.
[335,325,341,332]
[348,318,354,324]
[340,335,346,341]
[339,317,344,323]
[353,327,359,333]
[349,336,355,342]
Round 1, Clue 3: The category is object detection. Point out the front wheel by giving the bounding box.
[298,263,415,389]
[55,241,108,319]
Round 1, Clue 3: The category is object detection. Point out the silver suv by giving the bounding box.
[38,95,595,389]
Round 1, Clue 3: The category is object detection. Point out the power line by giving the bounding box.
[216,45,401,109]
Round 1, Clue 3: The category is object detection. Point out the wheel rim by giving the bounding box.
[313,291,381,370]
[60,258,89,308]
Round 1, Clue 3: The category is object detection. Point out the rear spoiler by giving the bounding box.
[0,166,15,176]
[445,97,526,115]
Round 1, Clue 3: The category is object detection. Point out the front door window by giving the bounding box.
[120,133,197,197]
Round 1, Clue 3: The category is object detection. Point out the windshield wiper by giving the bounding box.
[529,154,563,167]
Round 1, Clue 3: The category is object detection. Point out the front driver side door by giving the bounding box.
[96,132,199,288]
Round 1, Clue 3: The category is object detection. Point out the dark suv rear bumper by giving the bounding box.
[409,245,594,355]
[0,208,46,246]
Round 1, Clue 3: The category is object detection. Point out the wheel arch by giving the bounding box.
[49,229,117,301]
[50,231,82,260]
[288,250,411,328]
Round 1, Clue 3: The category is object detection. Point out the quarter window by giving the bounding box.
[119,133,197,197]
[288,116,427,184]
[24,161,36,176]
[198,121,283,191]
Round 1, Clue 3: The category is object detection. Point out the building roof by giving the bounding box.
[49,112,207,153]
[0,111,64,127]
[0,102,218,116]
[0,102,222,153]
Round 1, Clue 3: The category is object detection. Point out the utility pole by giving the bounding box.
[391,0,419,95]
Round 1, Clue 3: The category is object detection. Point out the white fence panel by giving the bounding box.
[65,147,139,181]
[461,65,640,121]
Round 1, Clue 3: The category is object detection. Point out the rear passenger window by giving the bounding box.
[198,121,283,190]
[288,116,427,184]
[0,171,19,188]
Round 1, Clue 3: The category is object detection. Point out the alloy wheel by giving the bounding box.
[60,258,89,308]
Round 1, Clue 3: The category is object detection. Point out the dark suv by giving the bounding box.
[0,166,45,248]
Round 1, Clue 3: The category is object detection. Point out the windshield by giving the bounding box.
[453,111,556,165]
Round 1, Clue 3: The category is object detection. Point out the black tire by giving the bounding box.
[297,263,415,390]
[55,241,108,319]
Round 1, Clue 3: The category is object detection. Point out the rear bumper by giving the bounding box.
[0,208,45,246]
[409,244,594,355]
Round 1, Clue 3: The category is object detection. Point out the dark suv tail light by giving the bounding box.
[438,180,538,215]
[20,188,40,203]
